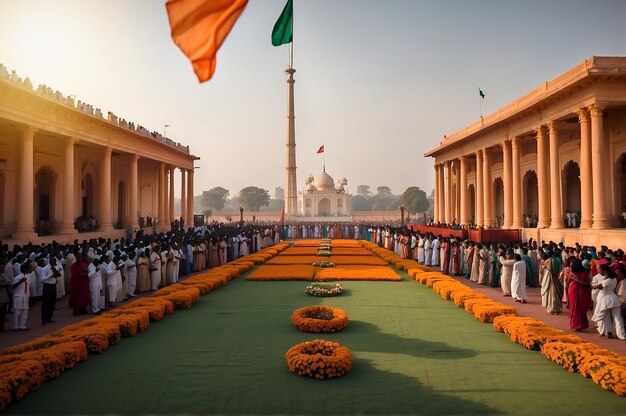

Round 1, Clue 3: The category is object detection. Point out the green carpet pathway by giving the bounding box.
[7,270,625,415]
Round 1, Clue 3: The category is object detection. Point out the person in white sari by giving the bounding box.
[591,265,625,339]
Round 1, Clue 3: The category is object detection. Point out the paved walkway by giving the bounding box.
[445,271,626,355]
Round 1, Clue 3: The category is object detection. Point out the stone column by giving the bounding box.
[482,148,493,227]
[158,162,165,228]
[100,147,113,231]
[438,164,445,222]
[59,137,77,234]
[576,108,593,228]
[15,126,37,239]
[590,103,611,228]
[511,137,524,228]
[536,126,550,228]
[459,155,469,226]
[180,168,187,225]
[548,121,563,229]
[475,151,484,227]
[502,140,512,229]
[169,166,175,224]
[455,160,461,223]
[433,165,439,223]
[186,168,194,226]
[129,154,139,229]
[444,160,452,224]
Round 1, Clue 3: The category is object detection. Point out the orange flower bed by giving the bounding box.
[285,339,352,379]
[266,255,388,266]
[314,265,402,281]
[432,280,470,299]
[450,290,488,308]
[329,239,362,248]
[247,265,316,281]
[0,359,45,405]
[292,305,349,333]
[492,315,584,350]
[281,247,319,256]
[0,341,87,382]
[158,287,201,310]
[294,240,323,247]
[328,248,373,256]
[94,310,150,337]
[471,302,517,323]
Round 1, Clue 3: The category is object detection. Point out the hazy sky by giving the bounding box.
[1,0,624,199]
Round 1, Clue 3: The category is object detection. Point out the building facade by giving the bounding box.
[0,65,198,243]
[298,171,351,218]
[425,56,626,248]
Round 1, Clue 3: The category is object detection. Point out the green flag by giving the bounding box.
[272,0,293,46]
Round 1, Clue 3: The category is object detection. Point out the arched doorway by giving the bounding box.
[562,161,581,228]
[82,174,94,217]
[117,181,126,229]
[35,166,57,235]
[618,153,626,227]
[493,178,504,228]
[523,170,538,227]
[318,198,330,216]
[468,184,475,226]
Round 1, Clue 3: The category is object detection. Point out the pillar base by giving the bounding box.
[12,230,39,242]
[512,222,524,229]
[100,224,114,232]
[549,224,564,229]
[580,221,593,229]
[58,226,77,235]
[592,219,612,229]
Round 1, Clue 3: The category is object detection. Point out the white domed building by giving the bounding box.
[298,170,351,217]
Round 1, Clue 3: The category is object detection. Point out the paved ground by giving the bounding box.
[1,256,624,356]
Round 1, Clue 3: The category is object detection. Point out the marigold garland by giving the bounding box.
[292,306,348,333]
[314,265,402,281]
[285,339,352,379]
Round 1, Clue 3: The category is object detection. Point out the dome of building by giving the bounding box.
[306,183,317,192]
[335,183,345,192]
[304,175,314,185]
[314,171,335,191]
[338,177,348,185]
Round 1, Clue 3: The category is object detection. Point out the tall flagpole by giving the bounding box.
[479,87,482,118]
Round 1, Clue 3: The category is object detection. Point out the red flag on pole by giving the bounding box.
[316,145,324,154]
[166,0,248,83]
[279,209,285,224]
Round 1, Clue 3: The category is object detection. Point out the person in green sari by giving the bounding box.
[488,244,501,288]
[521,247,535,287]
[540,251,563,314]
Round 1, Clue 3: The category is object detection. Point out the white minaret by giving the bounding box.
[285,67,297,216]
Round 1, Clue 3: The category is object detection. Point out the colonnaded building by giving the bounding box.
[425,56,626,248]
[0,64,198,244]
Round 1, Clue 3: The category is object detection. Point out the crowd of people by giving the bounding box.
[2,221,625,341]
[361,225,626,340]
[0,222,284,332]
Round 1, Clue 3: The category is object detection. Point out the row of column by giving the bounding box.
[14,126,195,239]
[433,103,610,230]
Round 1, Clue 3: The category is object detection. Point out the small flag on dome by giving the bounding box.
[317,145,324,154]
[479,88,486,99]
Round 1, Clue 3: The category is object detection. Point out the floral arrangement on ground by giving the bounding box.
[246,265,316,281]
[292,305,348,333]
[315,265,402,281]
[267,255,388,266]
[311,261,335,268]
[285,339,352,379]
[305,282,343,297]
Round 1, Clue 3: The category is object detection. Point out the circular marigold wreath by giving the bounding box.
[285,339,352,379]
[292,305,348,333]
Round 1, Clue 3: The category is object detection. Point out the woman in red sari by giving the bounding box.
[565,258,592,331]
[68,252,91,315]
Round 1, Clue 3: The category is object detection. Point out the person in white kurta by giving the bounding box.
[417,236,425,264]
[124,254,137,297]
[431,237,440,267]
[423,238,432,267]
[511,254,528,303]
[87,259,103,314]
[11,264,31,330]
[149,248,162,291]
[591,268,626,339]
[499,254,516,296]
[54,252,66,299]
[105,257,120,305]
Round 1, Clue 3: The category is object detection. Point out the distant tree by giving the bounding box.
[274,187,285,200]
[400,186,430,214]
[385,198,401,211]
[202,208,213,218]
[351,195,371,211]
[264,199,285,211]
[225,215,233,223]
[201,187,229,210]
[376,186,393,197]
[239,186,270,211]
[357,185,371,197]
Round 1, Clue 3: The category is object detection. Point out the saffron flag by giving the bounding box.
[317,145,324,154]
[279,209,285,224]
[166,0,248,83]
[479,88,486,99]
[272,0,293,46]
